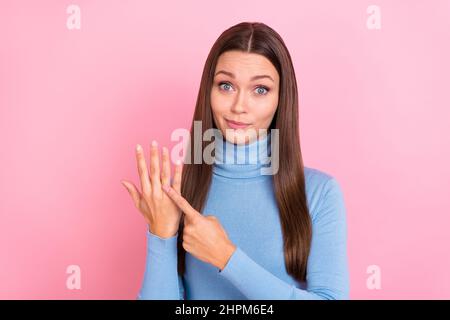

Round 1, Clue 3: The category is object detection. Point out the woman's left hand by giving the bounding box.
[162,185,236,271]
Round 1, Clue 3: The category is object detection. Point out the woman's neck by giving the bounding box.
[212,129,272,179]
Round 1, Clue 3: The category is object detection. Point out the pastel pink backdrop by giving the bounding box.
[1,0,449,299]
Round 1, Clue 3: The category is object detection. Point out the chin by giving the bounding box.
[222,127,257,145]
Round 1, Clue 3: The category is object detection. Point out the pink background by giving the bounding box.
[1,0,449,299]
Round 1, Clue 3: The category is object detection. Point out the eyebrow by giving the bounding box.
[214,70,274,82]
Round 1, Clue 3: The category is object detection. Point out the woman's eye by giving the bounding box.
[218,82,233,91]
[255,86,269,95]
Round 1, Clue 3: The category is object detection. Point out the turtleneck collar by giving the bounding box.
[212,129,273,179]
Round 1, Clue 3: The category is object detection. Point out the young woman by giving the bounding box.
[122,22,349,300]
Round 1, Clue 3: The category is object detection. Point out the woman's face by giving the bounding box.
[210,50,280,145]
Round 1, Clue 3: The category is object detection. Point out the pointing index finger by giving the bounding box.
[162,185,200,220]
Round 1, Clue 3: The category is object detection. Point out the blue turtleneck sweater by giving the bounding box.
[137,131,350,300]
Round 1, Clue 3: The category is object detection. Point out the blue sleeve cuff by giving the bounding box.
[146,229,178,256]
[217,246,246,280]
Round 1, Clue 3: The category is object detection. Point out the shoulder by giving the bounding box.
[303,166,346,223]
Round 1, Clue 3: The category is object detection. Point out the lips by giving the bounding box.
[225,119,251,129]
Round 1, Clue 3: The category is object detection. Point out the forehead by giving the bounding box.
[215,51,279,81]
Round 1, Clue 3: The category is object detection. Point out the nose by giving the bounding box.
[230,91,247,114]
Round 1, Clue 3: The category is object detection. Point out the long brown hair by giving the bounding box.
[178,22,312,283]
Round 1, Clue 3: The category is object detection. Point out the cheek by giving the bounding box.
[210,90,232,114]
[249,96,278,122]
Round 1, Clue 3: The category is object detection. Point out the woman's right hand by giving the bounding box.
[121,140,183,239]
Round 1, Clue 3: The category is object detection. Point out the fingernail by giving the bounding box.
[136,144,142,152]
[162,185,169,192]
[151,140,157,147]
